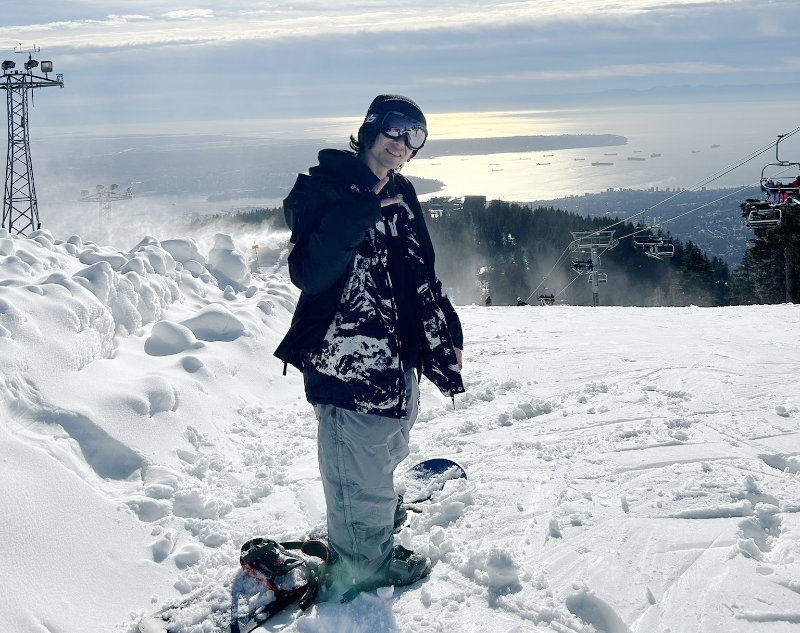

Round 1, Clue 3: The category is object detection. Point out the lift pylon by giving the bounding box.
[570,231,618,306]
[2,49,64,236]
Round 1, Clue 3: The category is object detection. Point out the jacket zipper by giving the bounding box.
[382,176,407,420]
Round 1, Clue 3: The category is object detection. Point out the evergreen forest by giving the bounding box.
[212,192,799,307]
[729,200,800,304]
[422,197,731,307]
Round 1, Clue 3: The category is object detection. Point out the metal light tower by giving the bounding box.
[570,231,618,306]
[1,46,64,236]
[80,184,133,230]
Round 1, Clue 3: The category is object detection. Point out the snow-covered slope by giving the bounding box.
[1,227,799,633]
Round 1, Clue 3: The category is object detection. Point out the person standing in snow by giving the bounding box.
[274,95,464,596]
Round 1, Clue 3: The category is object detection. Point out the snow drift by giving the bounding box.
[1,226,799,633]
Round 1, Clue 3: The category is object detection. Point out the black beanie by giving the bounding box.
[362,94,426,129]
[357,94,427,155]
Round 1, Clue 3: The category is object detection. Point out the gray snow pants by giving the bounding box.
[314,369,419,585]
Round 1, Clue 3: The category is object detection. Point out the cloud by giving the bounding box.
[162,9,214,21]
[6,0,798,124]
[107,15,152,22]
[0,0,747,51]
[422,60,800,87]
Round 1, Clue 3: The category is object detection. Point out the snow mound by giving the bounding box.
[146,320,201,356]
[161,237,207,266]
[207,233,251,290]
[179,303,246,342]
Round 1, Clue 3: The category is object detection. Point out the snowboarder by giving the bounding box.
[274,94,464,597]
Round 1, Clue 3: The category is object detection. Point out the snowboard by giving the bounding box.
[138,571,285,633]
[399,457,467,511]
[138,458,466,633]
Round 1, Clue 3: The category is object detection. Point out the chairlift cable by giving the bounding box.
[535,271,585,303]
[617,131,800,241]
[647,126,800,213]
[525,128,800,302]
[646,131,798,211]
[614,186,752,242]
[554,273,585,298]
[525,240,577,301]
[572,127,800,240]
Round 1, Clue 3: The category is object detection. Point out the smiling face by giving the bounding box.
[362,131,413,179]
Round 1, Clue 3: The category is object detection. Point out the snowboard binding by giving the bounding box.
[239,538,331,614]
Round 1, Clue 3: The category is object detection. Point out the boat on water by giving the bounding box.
[711,144,721,148]
[592,161,613,166]
[650,153,661,158]
[627,157,646,161]
[574,157,586,161]
[537,162,551,165]
[604,152,617,156]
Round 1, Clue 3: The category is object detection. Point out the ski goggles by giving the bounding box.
[379,111,428,150]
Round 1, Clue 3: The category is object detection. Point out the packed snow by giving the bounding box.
[1,224,800,633]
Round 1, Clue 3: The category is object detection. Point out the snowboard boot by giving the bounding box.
[339,545,431,602]
[386,545,431,587]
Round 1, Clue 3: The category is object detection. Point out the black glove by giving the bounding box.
[319,193,382,249]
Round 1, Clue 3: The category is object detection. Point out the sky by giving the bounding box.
[2,0,799,133]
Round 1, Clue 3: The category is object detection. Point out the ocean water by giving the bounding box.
[30,100,800,232]
[405,101,800,202]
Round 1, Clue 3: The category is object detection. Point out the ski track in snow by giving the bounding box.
[1,227,800,633]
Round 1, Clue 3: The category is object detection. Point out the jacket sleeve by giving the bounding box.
[284,176,382,296]
[398,175,464,350]
[436,281,464,349]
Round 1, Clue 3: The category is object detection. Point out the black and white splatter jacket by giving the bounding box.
[274,149,464,418]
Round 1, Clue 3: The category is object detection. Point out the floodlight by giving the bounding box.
[40,61,53,73]
[110,184,118,191]
[24,59,39,70]
[96,184,104,191]
[2,61,15,71]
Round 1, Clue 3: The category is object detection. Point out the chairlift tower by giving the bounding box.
[1,46,64,236]
[570,230,618,306]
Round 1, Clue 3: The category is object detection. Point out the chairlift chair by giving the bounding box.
[642,237,674,259]
[645,242,675,259]
[745,205,783,228]
[756,134,800,208]
[571,259,593,273]
[634,233,674,259]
